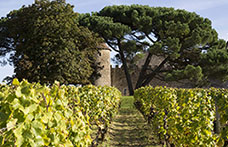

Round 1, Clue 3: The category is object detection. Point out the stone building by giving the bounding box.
[94,44,111,86]
[94,45,185,95]
[95,45,228,95]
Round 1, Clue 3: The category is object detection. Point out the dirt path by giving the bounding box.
[99,96,161,147]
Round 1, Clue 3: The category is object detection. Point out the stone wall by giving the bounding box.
[94,44,111,86]
[111,66,129,95]
[111,67,228,95]
[111,66,192,95]
[111,54,194,95]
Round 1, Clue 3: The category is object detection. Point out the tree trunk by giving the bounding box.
[141,56,169,87]
[135,53,153,89]
[118,41,134,95]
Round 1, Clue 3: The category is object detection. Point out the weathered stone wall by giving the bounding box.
[111,66,129,95]
[111,66,192,95]
[111,67,228,95]
[111,54,194,95]
[94,44,111,86]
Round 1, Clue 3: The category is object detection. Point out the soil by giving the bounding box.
[99,96,162,147]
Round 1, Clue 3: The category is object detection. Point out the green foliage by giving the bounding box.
[66,84,121,136]
[209,88,228,146]
[134,86,217,146]
[0,0,102,85]
[165,65,203,86]
[0,79,121,146]
[79,5,227,92]
[200,39,228,82]
[0,79,91,146]
[96,5,217,62]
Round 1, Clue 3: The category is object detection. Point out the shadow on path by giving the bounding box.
[99,96,161,147]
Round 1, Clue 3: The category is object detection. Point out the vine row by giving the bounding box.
[134,86,228,146]
[0,79,121,146]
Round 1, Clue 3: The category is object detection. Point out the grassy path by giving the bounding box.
[99,96,161,147]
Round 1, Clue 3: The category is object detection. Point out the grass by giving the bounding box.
[99,96,161,147]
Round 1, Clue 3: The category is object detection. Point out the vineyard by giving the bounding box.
[0,79,121,146]
[134,86,228,147]
[1,80,228,146]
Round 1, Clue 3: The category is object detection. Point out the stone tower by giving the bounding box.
[94,44,111,86]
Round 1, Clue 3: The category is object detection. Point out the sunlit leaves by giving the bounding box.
[0,79,121,146]
[134,86,221,146]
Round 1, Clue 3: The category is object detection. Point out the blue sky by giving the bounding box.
[0,0,228,82]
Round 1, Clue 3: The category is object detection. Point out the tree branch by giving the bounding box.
[117,39,134,95]
[145,34,156,44]
[103,38,119,52]
[141,56,169,86]
[135,53,153,89]
[131,33,142,40]
[154,74,165,81]
[125,37,150,47]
